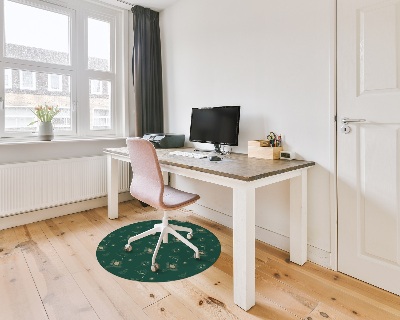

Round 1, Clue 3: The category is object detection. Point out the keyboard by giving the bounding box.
[169,151,208,159]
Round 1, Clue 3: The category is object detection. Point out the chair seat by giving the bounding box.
[163,186,200,209]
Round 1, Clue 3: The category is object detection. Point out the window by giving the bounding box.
[4,0,70,65]
[6,69,71,132]
[88,18,110,71]
[90,80,111,130]
[90,79,103,95]
[4,69,12,89]
[48,74,63,92]
[86,14,115,134]
[19,70,36,90]
[0,0,124,138]
[5,106,33,131]
[92,108,110,130]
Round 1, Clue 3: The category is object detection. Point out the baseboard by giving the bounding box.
[189,203,332,269]
[255,225,332,269]
[187,202,233,228]
[0,192,133,231]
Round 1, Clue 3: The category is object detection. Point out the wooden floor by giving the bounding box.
[1,200,400,320]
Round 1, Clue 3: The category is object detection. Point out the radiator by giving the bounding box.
[0,156,131,217]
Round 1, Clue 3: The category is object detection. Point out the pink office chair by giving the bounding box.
[124,137,200,272]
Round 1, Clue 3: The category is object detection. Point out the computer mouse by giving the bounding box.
[208,155,222,161]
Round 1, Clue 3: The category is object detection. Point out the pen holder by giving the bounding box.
[248,140,283,160]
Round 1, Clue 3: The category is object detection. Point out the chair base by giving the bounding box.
[124,211,200,271]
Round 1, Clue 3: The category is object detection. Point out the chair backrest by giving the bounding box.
[126,138,164,209]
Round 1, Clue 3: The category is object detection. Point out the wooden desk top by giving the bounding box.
[104,147,315,182]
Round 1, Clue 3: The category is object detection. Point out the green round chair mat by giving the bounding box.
[96,220,221,282]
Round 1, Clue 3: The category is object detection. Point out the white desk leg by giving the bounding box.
[233,185,256,311]
[289,169,308,265]
[162,171,169,185]
[107,154,119,219]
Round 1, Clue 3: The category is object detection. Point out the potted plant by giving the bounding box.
[29,104,60,141]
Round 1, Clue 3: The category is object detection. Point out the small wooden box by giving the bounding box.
[248,141,283,160]
[250,139,270,147]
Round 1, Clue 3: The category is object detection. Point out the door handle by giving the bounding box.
[340,117,366,134]
[341,117,366,124]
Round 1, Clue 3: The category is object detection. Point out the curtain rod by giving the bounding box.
[115,0,135,7]
[131,5,158,13]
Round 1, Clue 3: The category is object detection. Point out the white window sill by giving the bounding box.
[0,136,127,146]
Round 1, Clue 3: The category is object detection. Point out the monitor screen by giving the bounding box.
[189,106,240,148]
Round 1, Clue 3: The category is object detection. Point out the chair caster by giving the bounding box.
[124,244,132,252]
[187,233,193,240]
[151,263,159,272]
[194,252,200,259]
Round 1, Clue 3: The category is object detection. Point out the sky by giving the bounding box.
[4,0,110,59]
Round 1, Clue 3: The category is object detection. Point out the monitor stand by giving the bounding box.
[193,148,212,152]
[214,143,223,154]
[194,144,225,154]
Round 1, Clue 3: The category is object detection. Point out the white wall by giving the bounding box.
[0,138,127,164]
[160,0,335,267]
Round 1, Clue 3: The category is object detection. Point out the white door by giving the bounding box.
[337,0,400,294]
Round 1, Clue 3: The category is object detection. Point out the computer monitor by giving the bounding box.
[189,106,240,153]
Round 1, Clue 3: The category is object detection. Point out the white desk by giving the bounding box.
[104,147,314,311]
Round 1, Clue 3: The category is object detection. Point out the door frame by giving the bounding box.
[329,0,338,271]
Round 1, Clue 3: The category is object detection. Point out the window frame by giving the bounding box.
[79,9,118,136]
[0,0,126,139]
[1,0,76,137]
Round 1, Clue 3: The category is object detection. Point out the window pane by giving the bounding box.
[19,70,36,90]
[4,69,12,89]
[90,79,103,95]
[5,69,71,132]
[90,79,111,130]
[88,18,110,71]
[4,0,70,65]
[48,74,62,92]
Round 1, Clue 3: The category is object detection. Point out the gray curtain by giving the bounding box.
[131,5,164,136]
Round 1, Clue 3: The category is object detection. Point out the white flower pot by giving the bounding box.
[38,122,54,141]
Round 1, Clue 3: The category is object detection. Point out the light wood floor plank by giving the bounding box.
[37,219,132,320]
[303,261,400,312]
[0,226,19,258]
[143,294,206,320]
[52,212,154,319]
[1,200,400,320]
[39,219,96,274]
[13,224,99,320]
[162,278,242,320]
[305,302,356,320]
[255,268,318,318]
[258,258,400,320]
[72,268,151,320]
[0,249,48,320]
[189,266,299,320]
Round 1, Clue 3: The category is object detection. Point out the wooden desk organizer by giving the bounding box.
[248,140,283,160]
